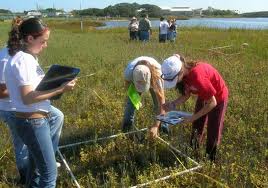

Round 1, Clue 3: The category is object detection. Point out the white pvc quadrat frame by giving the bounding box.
[57,128,202,188]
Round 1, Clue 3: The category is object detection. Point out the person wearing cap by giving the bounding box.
[123,56,165,137]
[161,54,228,161]
[128,17,139,40]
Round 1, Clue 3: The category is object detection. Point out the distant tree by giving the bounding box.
[73,3,161,18]
[241,11,268,18]
[0,9,12,14]
[139,4,161,17]
[202,7,238,16]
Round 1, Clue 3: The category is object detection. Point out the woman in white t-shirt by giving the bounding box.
[123,56,165,137]
[5,18,76,187]
[159,17,169,42]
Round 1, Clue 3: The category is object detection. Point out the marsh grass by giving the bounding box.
[0,20,267,187]
[58,135,193,187]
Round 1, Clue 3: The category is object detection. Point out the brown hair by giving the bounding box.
[180,56,198,68]
[134,60,163,97]
[11,16,23,27]
[8,18,49,56]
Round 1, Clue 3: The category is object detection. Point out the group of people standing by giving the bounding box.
[159,17,177,42]
[128,14,177,42]
[128,14,152,41]
[0,16,228,187]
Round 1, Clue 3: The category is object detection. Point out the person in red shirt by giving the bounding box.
[161,54,228,161]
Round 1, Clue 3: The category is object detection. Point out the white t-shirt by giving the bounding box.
[124,56,163,89]
[128,21,139,32]
[0,47,14,111]
[5,51,50,112]
[159,21,169,34]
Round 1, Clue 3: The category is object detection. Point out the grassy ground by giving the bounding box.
[0,20,267,187]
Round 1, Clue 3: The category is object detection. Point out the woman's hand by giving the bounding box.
[182,116,194,124]
[60,79,77,93]
[149,126,159,138]
[162,101,176,112]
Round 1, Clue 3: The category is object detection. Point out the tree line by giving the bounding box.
[1,3,267,18]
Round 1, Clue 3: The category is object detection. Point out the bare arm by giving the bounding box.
[185,96,217,123]
[163,93,191,111]
[152,88,165,128]
[149,88,165,138]
[0,84,9,98]
[20,80,76,105]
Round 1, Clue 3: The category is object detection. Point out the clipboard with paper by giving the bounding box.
[36,64,80,100]
[156,111,192,125]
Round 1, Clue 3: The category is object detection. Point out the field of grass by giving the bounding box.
[0,19,267,187]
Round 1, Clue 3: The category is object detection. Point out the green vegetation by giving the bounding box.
[0,20,267,187]
[0,9,12,14]
[241,11,268,18]
[202,7,238,17]
[72,3,162,18]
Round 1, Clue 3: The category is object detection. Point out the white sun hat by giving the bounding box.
[161,55,182,89]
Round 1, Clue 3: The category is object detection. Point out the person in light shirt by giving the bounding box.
[159,16,169,43]
[5,17,76,187]
[128,16,139,40]
[123,56,166,137]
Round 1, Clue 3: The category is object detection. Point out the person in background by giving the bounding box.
[138,14,152,42]
[169,19,177,42]
[159,16,169,43]
[5,17,76,187]
[128,17,139,40]
[160,54,228,161]
[167,19,172,41]
[0,16,29,184]
[122,56,165,137]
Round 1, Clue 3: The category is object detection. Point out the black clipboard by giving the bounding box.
[36,64,80,100]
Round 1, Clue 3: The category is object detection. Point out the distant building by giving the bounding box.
[192,8,203,16]
[47,11,73,17]
[161,6,193,16]
[137,8,146,13]
[26,11,42,18]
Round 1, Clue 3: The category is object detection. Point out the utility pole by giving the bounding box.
[80,0,83,31]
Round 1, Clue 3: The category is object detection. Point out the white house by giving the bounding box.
[26,11,42,18]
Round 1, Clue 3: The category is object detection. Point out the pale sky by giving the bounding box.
[1,0,267,13]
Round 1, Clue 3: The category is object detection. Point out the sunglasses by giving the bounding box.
[161,71,180,81]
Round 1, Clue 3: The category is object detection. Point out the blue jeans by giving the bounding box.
[48,106,64,153]
[0,110,28,182]
[122,88,159,132]
[129,31,138,40]
[14,106,64,188]
[139,31,150,41]
[159,34,167,42]
[169,31,176,42]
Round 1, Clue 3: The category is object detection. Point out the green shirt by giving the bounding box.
[138,18,151,31]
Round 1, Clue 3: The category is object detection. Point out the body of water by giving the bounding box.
[99,18,268,30]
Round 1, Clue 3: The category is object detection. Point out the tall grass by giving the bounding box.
[0,20,267,187]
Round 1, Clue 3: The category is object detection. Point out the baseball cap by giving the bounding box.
[161,55,182,89]
[133,65,151,93]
